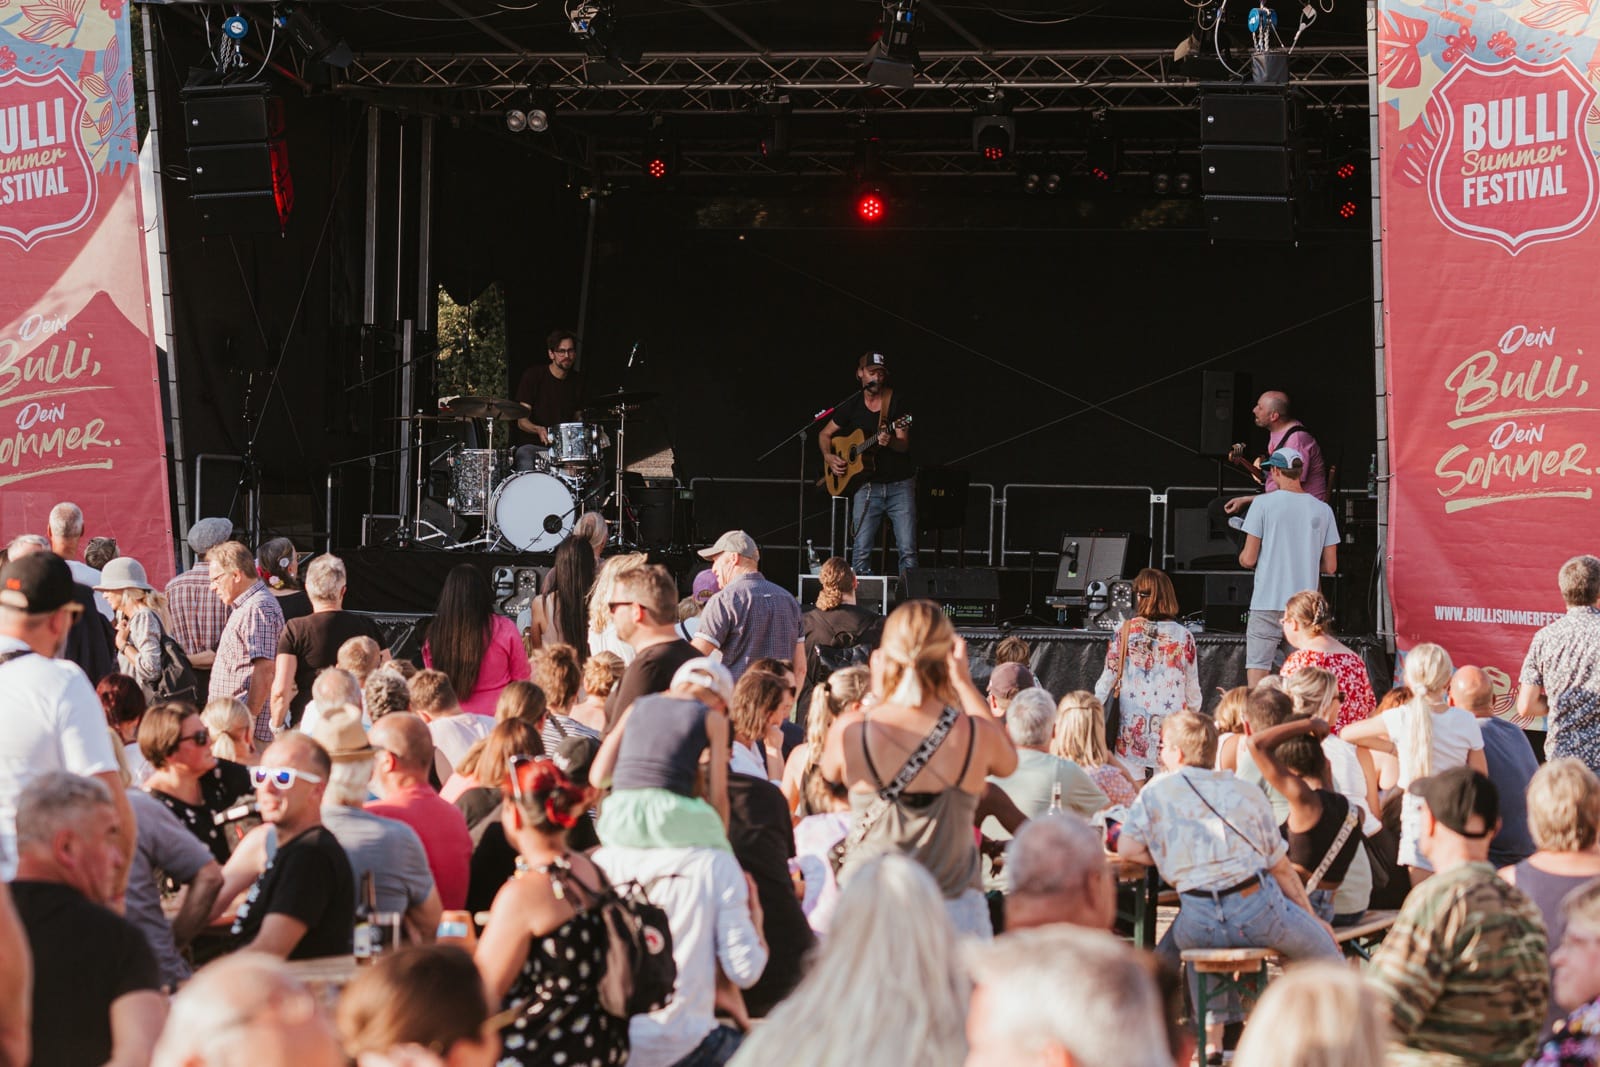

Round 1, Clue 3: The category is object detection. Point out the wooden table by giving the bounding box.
[1109,854,1159,949]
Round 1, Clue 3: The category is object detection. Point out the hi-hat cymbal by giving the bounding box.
[587,389,660,410]
[439,395,529,419]
[388,413,470,422]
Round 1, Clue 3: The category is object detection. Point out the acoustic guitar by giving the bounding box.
[823,415,913,497]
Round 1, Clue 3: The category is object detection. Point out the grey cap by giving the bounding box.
[698,530,759,562]
[186,517,234,556]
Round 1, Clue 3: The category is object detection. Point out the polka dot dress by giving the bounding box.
[498,908,629,1066]
[148,759,253,865]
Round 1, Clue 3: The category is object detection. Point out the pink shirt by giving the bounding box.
[1264,422,1328,502]
[365,783,473,910]
[423,613,531,717]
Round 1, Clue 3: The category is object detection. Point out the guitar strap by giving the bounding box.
[876,387,893,435]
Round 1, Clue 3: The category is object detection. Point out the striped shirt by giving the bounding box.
[207,581,285,742]
[165,563,231,658]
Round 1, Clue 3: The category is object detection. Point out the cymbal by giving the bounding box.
[388,414,470,422]
[587,389,660,409]
[439,395,529,419]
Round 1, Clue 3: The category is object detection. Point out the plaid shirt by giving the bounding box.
[207,580,285,742]
[165,563,231,657]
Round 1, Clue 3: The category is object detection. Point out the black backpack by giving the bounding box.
[154,628,199,705]
[549,865,677,1019]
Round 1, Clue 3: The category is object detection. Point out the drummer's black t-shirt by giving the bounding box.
[513,364,584,445]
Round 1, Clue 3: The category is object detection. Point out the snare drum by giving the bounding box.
[490,471,581,552]
[550,422,601,473]
[445,449,502,515]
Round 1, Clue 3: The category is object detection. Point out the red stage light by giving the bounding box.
[645,156,669,180]
[1336,161,1357,180]
[1339,200,1359,219]
[856,190,886,222]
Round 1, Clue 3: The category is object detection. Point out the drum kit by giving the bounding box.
[399,389,658,554]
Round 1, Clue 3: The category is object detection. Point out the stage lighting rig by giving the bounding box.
[855,187,887,223]
[642,116,676,181]
[505,107,549,133]
[757,93,792,163]
[864,0,920,89]
[972,91,1013,164]
[569,1,631,80]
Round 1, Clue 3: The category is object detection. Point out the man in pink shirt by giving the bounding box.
[1224,390,1329,516]
[365,713,473,911]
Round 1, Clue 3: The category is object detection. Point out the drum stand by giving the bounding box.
[602,404,640,550]
[392,415,453,548]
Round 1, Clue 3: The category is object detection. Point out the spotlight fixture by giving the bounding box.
[856,186,887,223]
[757,93,792,164]
[1022,172,1041,194]
[505,105,549,134]
[972,91,1013,164]
[864,0,920,89]
[1086,115,1118,183]
[526,108,549,133]
[1043,172,1061,195]
[273,5,352,69]
[569,0,630,80]
[642,116,676,181]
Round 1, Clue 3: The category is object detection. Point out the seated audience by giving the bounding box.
[1280,589,1378,732]
[1213,684,1250,771]
[335,634,383,686]
[11,772,167,1067]
[141,700,253,864]
[99,673,153,786]
[729,855,964,1067]
[1452,664,1538,868]
[1052,690,1139,809]
[990,687,1108,821]
[410,668,493,780]
[150,953,345,1067]
[992,634,1031,666]
[570,650,622,736]
[1500,757,1600,1039]
[1368,766,1548,1065]
[230,733,355,959]
[1233,960,1389,1067]
[339,945,501,1066]
[985,660,1034,719]
[310,706,441,943]
[1118,711,1338,1032]
[964,923,1172,1067]
[473,757,625,1066]
[1002,812,1117,931]
[532,643,589,743]
[367,712,474,912]
[1527,879,1600,1066]
[296,666,365,738]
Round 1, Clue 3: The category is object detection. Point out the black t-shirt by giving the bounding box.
[276,610,386,723]
[151,758,254,864]
[12,880,161,1065]
[832,389,913,483]
[231,824,355,959]
[726,774,815,1017]
[604,639,700,732]
[513,364,584,445]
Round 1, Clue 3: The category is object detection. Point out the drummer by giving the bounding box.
[513,328,585,470]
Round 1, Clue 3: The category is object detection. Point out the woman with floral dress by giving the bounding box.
[476,756,627,1067]
[1279,589,1377,733]
[1093,568,1201,774]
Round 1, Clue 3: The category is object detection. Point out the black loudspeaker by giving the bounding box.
[180,81,293,233]
[1200,146,1293,195]
[904,567,1000,625]
[1203,573,1254,632]
[1204,197,1298,242]
[629,479,677,548]
[1200,370,1253,457]
[1200,93,1292,144]
[917,466,969,532]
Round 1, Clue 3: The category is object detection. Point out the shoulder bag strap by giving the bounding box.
[1303,805,1361,893]
[1181,774,1267,858]
[1111,619,1135,698]
[0,649,34,667]
[842,705,961,855]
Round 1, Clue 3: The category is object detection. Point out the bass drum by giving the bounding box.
[490,471,581,553]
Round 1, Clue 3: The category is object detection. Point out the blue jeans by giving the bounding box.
[851,477,917,578]
[672,1025,744,1067]
[1159,873,1339,1024]
[1308,887,1336,923]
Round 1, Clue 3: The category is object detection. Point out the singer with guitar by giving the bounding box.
[819,351,917,579]
[1221,390,1329,516]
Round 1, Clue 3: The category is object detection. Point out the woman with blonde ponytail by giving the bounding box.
[1280,589,1378,732]
[819,599,1017,936]
[1342,642,1486,883]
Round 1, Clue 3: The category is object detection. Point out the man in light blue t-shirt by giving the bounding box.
[1239,447,1339,685]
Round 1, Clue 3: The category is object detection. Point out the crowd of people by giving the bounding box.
[9,496,1600,1067]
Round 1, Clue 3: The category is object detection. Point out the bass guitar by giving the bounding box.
[824,415,913,497]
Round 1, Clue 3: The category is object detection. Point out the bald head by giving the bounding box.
[1450,666,1495,717]
[369,712,433,774]
[263,732,332,781]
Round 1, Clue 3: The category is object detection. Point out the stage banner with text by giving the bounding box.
[1380,0,1600,712]
[0,0,172,583]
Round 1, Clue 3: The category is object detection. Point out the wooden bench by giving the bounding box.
[1334,909,1399,960]
[1179,947,1277,1065]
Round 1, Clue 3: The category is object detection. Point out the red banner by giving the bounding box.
[1380,4,1600,714]
[0,7,172,584]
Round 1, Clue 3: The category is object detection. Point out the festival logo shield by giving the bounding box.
[0,67,98,252]
[1426,56,1599,255]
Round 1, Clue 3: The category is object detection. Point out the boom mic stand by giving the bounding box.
[756,391,858,568]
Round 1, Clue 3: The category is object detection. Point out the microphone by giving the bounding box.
[627,342,640,368]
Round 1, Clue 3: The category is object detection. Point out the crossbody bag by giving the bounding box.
[829,704,961,875]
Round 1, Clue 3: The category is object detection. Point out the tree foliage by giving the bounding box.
[434,283,508,399]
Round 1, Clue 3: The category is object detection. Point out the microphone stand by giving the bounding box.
[755,391,858,571]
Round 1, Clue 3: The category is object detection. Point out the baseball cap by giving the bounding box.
[698,530,759,562]
[186,517,234,556]
[858,351,888,370]
[692,568,719,605]
[672,657,736,706]
[987,661,1035,699]
[552,734,600,785]
[1408,766,1499,838]
[311,705,374,761]
[0,552,76,614]
[1260,447,1305,471]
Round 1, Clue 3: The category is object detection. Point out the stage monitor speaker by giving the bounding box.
[1173,506,1243,568]
[1200,370,1253,457]
[1052,534,1132,598]
[1200,92,1292,144]
[1201,146,1294,195]
[1204,197,1297,242]
[629,479,677,548]
[904,567,999,625]
[1203,573,1254,633]
[917,466,970,532]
